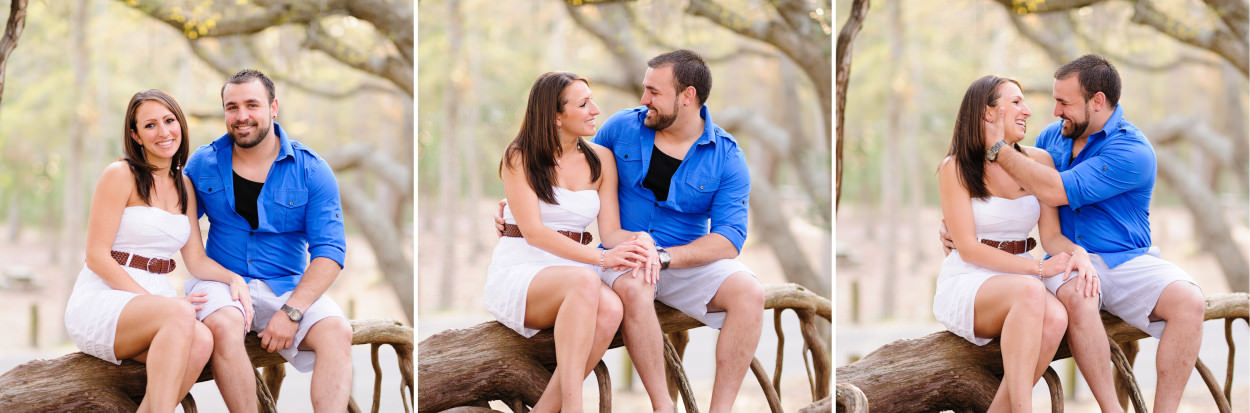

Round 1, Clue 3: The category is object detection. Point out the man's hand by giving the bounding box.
[258,312,298,353]
[939,219,955,256]
[494,199,507,237]
[984,106,1007,147]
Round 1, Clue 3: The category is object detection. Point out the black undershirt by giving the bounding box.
[643,145,682,202]
[233,172,264,230]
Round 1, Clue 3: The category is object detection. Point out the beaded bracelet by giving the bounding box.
[1036,259,1044,278]
[599,249,607,270]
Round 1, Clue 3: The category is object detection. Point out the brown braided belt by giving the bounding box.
[980,237,1037,255]
[111,250,177,274]
[501,223,593,245]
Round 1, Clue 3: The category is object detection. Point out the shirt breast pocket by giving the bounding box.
[193,176,224,211]
[674,173,719,213]
[270,189,308,231]
[615,146,645,185]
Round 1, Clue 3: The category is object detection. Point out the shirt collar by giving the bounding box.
[695,104,716,146]
[272,122,294,160]
[1090,104,1126,141]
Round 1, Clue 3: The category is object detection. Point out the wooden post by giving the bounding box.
[28,302,37,348]
[849,280,860,324]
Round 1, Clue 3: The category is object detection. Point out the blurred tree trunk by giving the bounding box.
[58,0,89,269]
[836,0,869,213]
[437,0,465,311]
[0,0,27,108]
[1222,64,1248,190]
[991,0,1248,76]
[879,0,903,318]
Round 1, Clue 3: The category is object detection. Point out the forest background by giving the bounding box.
[417,0,833,411]
[835,0,1249,411]
[0,1,413,411]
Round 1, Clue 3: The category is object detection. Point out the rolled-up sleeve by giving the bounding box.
[1061,140,1155,210]
[304,158,347,268]
[709,147,750,252]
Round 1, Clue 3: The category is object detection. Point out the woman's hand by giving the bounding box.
[1040,251,1072,278]
[603,240,647,275]
[229,276,254,333]
[183,291,209,312]
[1063,249,1099,298]
[631,232,661,284]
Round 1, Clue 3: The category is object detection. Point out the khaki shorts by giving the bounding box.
[602,258,756,329]
[185,278,346,373]
[1043,246,1199,338]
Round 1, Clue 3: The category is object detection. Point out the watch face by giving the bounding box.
[284,306,303,322]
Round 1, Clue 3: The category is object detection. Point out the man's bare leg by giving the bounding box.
[203,308,259,413]
[301,316,354,412]
[612,274,675,413]
[1055,281,1122,413]
[1150,282,1204,413]
[705,273,764,413]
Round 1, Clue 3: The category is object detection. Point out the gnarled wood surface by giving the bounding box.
[835,293,1248,413]
[418,283,831,412]
[0,319,413,413]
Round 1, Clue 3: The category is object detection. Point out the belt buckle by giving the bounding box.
[577,232,586,245]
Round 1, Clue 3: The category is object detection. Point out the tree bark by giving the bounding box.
[836,293,1249,412]
[117,0,413,95]
[419,284,831,411]
[835,0,869,213]
[0,0,28,109]
[0,319,412,413]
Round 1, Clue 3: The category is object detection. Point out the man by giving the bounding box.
[498,50,764,412]
[185,69,354,412]
[948,54,1205,413]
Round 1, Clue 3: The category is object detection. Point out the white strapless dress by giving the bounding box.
[483,187,620,338]
[933,195,1041,346]
[65,206,189,364]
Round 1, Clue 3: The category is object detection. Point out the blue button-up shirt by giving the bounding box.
[1035,105,1155,268]
[184,123,347,295]
[593,105,750,252]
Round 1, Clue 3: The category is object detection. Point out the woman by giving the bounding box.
[484,72,656,412]
[934,75,1096,412]
[64,89,253,412]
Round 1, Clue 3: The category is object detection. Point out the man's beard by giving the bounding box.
[229,119,271,149]
[1061,107,1091,139]
[643,97,679,131]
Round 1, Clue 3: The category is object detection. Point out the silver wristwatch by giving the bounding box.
[986,140,1007,162]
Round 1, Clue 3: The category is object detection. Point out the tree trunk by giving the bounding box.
[836,293,1249,412]
[0,319,412,413]
[835,0,869,213]
[419,284,831,411]
[0,0,28,108]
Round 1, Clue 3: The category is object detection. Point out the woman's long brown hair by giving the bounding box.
[945,75,1019,200]
[499,72,602,204]
[122,89,190,214]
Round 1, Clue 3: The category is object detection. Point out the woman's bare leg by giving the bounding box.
[974,276,1048,413]
[114,295,198,412]
[520,266,604,413]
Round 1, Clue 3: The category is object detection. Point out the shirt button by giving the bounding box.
[288,201,294,206]
[248,259,253,263]
[1075,208,1079,213]
[624,154,629,159]
[699,185,704,190]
